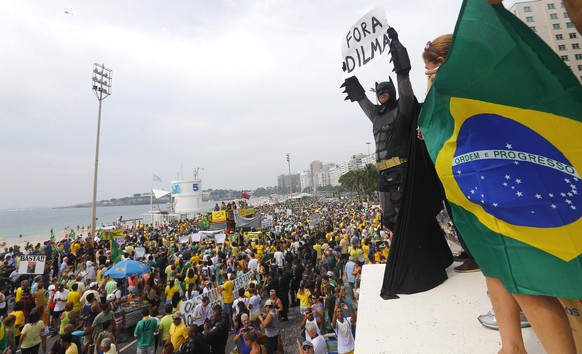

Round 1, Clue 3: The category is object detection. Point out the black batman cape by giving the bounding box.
[380,102,454,298]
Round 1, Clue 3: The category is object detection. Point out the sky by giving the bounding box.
[0,0,516,209]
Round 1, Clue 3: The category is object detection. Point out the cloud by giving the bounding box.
[0,0,515,208]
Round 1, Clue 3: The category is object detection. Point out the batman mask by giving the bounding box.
[375,78,397,109]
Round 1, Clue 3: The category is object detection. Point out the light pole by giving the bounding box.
[366,141,371,161]
[90,63,112,240]
[286,153,292,195]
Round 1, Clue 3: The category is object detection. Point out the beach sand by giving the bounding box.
[5,229,80,250]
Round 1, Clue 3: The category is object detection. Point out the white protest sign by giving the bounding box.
[191,233,201,242]
[341,6,390,75]
[262,215,273,227]
[215,233,226,244]
[18,255,46,275]
[179,235,190,244]
[179,271,254,327]
[135,247,145,259]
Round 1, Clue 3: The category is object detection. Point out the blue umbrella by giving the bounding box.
[104,259,151,279]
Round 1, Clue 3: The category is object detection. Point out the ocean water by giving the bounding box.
[0,202,218,244]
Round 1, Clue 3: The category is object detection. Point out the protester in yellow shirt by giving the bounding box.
[362,241,370,261]
[256,243,264,256]
[381,243,390,259]
[313,243,322,260]
[15,280,28,303]
[375,250,383,263]
[184,269,197,287]
[66,283,82,313]
[166,314,188,350]
[165,281,179,305]
[296,282,312,314]
[219,273,234,331]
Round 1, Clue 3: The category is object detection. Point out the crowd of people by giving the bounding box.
[0,196,395,354]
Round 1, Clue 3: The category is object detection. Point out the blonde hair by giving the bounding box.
[422,34,453,63]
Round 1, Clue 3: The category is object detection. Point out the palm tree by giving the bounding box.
[339,164,379,199]
[362,163,379,198]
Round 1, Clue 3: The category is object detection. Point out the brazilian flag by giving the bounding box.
[110,238,122,263]
[419,0,582,298]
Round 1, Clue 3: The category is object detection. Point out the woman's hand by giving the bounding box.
[425,67,438,83]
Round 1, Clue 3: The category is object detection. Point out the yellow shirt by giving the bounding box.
[296,289,311,307]
[382,247,390,259]
[67,291,82,312]
[222,280,234,304]
[15,287,23,302]
[325,232,334,242]
[184,275,197,286]
[350,248,363,261]
[169,322,188,350]
[313,244,322,260]
[12,310,25,336]
[362,244,370,257]
[65,342,78,354]
[256,244,264,256]
[165,285,178,301]
[96,268,103,283]
[21,320,44,348]
[189,254,201,266]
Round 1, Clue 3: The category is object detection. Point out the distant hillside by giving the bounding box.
[65,194,171,208]
[62,186,280,208]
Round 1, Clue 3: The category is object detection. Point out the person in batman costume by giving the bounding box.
[342,27,453,298]
[341,27,416,231]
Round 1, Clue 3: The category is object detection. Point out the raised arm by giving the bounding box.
[388,27,415,123]
[341,76,377,123]
[343,303,357,324]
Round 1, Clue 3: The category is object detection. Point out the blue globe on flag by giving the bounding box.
[452,114,581,228]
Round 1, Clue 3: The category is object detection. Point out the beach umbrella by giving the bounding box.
[104,259,151,279]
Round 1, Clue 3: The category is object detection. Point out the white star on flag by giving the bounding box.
[516,191,523,197]
[506,143,513,149]
[535,194,542,199]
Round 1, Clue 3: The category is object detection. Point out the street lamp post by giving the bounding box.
[366,141,371,161]
[90,63,112,240]
[286,153,292,195]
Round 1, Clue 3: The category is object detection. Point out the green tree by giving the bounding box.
[338,164,378,199]
[253,187,269,197]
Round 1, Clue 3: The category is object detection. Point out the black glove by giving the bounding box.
[340,76,366,102]
[387,27,398,40]
[387,27,411,75]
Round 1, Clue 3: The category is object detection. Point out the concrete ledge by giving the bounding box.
[354,263,543,353]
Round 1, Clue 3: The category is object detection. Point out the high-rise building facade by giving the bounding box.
[277,173,301,194]
[510,0,582,83]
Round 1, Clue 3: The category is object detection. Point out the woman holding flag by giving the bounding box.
[420,1,579,352]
